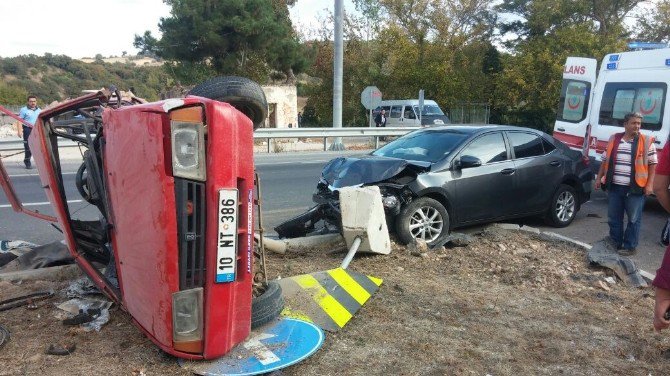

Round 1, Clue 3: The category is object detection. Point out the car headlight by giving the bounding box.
[172,287,203,353]
[171,107,206,181]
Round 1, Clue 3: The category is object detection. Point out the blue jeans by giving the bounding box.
[607,184,645,249]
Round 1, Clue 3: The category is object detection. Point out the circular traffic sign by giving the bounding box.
[361,86,382,110]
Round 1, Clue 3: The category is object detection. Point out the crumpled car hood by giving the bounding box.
[321,155,430,188]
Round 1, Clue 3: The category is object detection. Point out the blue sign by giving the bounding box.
[606,62,618,70]
[179,318,325,375]
[666,58,670,67]
[609,54,620,62]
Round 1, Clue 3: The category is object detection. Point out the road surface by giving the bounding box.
[0,149,667,274]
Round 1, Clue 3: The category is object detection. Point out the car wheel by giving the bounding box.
[188,76,268,130]
[251,281,285,329]
[546,184,577,227]
[396,197,449,246]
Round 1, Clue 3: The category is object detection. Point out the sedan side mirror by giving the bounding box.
[457,155,482,169]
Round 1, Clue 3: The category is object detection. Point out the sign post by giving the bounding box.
[361,86,382,127]
[418,89,425,126]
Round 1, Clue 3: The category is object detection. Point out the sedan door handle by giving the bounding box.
[550,161,561,167]
[557,127,565,132]
[500,168,516,175]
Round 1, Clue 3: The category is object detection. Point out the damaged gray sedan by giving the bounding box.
[275,125,593,246]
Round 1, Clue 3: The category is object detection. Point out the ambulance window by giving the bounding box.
[599,82,666,131]
[557,80,590,122]
[390,105,402,118]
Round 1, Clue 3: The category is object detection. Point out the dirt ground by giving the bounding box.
[1,226,669,375]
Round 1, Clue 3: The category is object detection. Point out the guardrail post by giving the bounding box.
[375,137,379,149]
[267,138,271,153]
[323,137,327,151]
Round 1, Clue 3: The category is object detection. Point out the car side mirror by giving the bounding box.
[458,155,482,169]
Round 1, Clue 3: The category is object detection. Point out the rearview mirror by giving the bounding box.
[457,155,482,169]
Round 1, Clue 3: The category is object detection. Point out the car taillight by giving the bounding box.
[172,287,204,354]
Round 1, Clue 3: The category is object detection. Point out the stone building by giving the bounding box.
[261,85,298,128]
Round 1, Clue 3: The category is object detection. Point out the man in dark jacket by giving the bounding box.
[374,109,386,127]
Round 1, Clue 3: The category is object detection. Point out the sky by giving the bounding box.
[0,0,357,59]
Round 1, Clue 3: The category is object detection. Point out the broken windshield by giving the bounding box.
[372,130,467,163]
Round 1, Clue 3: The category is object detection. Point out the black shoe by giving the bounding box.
[24,161,32,169]
[603,236,621,251]
[617,248,637,256]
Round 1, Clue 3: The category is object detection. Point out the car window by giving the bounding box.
[507,132,545,159]
[460,133,507,164]
[390,105,402,118]
[403,106,416,119]
[413,105,445,116]
[372,129,468,163]
[542,138,556,153]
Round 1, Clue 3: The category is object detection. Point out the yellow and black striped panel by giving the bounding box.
[277,268,382,332]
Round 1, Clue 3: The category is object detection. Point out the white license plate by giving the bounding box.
[216,189,238,283]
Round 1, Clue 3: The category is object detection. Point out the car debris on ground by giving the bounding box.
[2,225,667,374]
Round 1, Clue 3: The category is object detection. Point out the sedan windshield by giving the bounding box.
[372,130,468,163]
[413,105,445,116]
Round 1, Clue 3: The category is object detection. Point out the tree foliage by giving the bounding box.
[636,0,670,42]
[0,54,173,105]
[134,0,312,84]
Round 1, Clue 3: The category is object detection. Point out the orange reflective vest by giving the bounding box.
[602,132,654,189]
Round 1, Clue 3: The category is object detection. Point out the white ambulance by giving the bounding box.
[553,48,670,159]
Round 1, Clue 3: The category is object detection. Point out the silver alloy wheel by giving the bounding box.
[555,190,575,222]
[408,205,444,242]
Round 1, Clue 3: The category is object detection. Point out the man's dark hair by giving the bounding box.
[27,95,37,101]
[623,112,642,123]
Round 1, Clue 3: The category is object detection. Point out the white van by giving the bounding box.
[375,99,450,127]
[553,48,670,158]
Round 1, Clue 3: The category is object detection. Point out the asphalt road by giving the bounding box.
[1,149,667,275]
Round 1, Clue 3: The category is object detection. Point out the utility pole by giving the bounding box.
[330,0,345,151]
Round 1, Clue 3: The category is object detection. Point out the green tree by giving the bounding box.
[0,81,28,105]
[636,0,670,42]
[134,0,311,83]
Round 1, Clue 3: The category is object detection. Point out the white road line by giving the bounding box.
[0,199,83,208]
[7,172,77,178]
[256,159,329,166]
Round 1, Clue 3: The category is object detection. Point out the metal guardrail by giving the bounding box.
[0,127,419,152]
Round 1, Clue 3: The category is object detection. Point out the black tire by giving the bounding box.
[251,281,285,329]
[395,197,450,246]
[188,76,268,130]
[546,184,577,227]
[75,162,91,202]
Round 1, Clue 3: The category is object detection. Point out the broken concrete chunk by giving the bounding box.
[587,238,647,288]
[339,186,391,255]
[429,232,475,250]
[596,280,611,291]
[408,240,429,256]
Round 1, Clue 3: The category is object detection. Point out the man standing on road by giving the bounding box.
[16,95,41,169]
[374,109,386,128]
[595,112,657,256]
[653,144,670,331]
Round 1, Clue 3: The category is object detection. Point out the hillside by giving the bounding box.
[0,54,173,105]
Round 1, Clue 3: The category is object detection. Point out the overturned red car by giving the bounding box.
[0,77,282,360]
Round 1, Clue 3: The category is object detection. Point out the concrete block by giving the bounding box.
[339,186,391,255]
